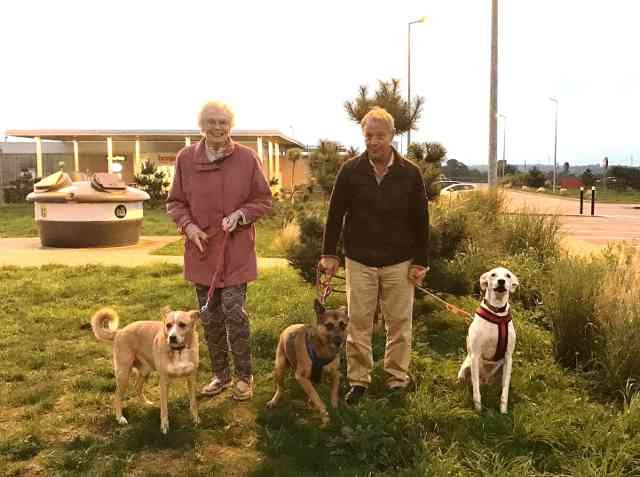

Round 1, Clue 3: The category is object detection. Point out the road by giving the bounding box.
[502,190,640,251]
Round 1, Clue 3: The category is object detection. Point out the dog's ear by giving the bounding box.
[314,299,326,319]
[338,305,349,320]
[189,310,200,322]
[479,272,491,291]
[161,305,172,318]
[509,273,520,292]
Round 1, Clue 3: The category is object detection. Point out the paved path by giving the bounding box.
[0,236,289,269]
[502,190,640,252]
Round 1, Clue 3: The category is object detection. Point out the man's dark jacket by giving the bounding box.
[322,148,429,268]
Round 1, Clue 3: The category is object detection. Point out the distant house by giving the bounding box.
[1,129,308,190]
[559,176,584,189]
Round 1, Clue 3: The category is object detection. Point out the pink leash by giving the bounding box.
[200,231,230,313]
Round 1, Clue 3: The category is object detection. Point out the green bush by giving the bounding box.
[307,140,346,197]
[427,190,560,307]
[3,170,34,203]
[501,172,528,187]
[526,167,547,188]
[427,202,473,260]
[287,210,342,284]
[500,210,562,262]
[134,160,170,208]
[594,247,640,395]
[458,189,505,224]
[544,256,606,369]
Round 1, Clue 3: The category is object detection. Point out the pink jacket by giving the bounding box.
[167,140,272,287]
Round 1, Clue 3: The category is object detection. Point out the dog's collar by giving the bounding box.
[476,304,511,323]
[482,299,508,315]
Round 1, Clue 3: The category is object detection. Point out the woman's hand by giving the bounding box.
[184,223,208,254]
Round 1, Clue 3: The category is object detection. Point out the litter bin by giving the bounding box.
[27,173,150,247]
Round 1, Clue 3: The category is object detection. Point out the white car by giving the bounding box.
[439,183,477,200]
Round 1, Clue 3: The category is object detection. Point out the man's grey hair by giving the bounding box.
[198,100,236,130]
[360,106,395,133]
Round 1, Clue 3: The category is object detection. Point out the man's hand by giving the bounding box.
[184,223,208,254]
[408,265,428,286]
[318,256,340,277]
[222,209,245,233]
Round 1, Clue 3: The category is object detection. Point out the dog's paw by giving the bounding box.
[457,368,470,384]
[192,414,200,426]
[320,413,330,427]
[474,402,482,413]
[161,420,169,434]
[266,399,278,409]
[116,416,128,425]
[500,404,508,414]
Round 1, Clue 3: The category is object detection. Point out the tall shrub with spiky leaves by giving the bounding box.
[344,79,424,135]
[407,142,447,199]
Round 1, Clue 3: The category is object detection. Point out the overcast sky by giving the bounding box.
[1,0,639,166]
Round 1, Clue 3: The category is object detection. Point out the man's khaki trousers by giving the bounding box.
[345,258,414,388]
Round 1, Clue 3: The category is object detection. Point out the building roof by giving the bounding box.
[5,129,304,147]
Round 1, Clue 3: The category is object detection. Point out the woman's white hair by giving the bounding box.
[360,106,395,133]
[198,100,235,129]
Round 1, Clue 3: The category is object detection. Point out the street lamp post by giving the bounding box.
[549,97,559,193]
[498,113,506,180]
[407,16,427,151]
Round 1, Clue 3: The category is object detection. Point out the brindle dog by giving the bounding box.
[266,299,349,424]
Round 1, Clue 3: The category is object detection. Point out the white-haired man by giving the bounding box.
[167,100,272,401]
[319,106,429,404]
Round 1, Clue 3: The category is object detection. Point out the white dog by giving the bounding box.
[457,267,519,414]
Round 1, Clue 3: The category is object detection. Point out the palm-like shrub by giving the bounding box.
[134,160,170,208]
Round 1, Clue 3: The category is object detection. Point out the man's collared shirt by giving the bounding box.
[368,152,394,185]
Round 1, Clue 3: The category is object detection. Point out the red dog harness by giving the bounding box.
[476,305,512,361]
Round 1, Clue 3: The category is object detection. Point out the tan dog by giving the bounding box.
[266,299,349,424]
[91,306,200,434]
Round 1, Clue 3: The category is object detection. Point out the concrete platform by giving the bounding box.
[0,236,289,269]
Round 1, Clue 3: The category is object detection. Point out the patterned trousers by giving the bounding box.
[195,283,252,382]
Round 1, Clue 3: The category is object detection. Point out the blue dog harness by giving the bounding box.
[305,332,336,383]
[283,326,336,383]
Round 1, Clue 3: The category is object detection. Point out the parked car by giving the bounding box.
[439,183,477,201]
[433,180,460,195]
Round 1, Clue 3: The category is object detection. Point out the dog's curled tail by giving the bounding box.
[91,307,120,342]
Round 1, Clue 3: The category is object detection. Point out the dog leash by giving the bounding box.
[315,264,346,304]
[323,271,472,320]
[200,230,230,313]
[415,285,473,320]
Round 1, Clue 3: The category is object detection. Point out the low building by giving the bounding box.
[559,176,584,189]
[1,129,308,190]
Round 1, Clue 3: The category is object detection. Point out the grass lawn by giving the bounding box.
[0,205,286,259]
[0,205,178,238]
[0,204,38,238]
[152,218,286,259]
[2,264,640,476]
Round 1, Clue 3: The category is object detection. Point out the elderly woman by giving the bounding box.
[319,106,429,404]
[167,100,272,400]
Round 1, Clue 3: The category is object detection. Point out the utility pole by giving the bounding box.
[407,17,427,152]
[488,0,499,187]
[549,97,559,193]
